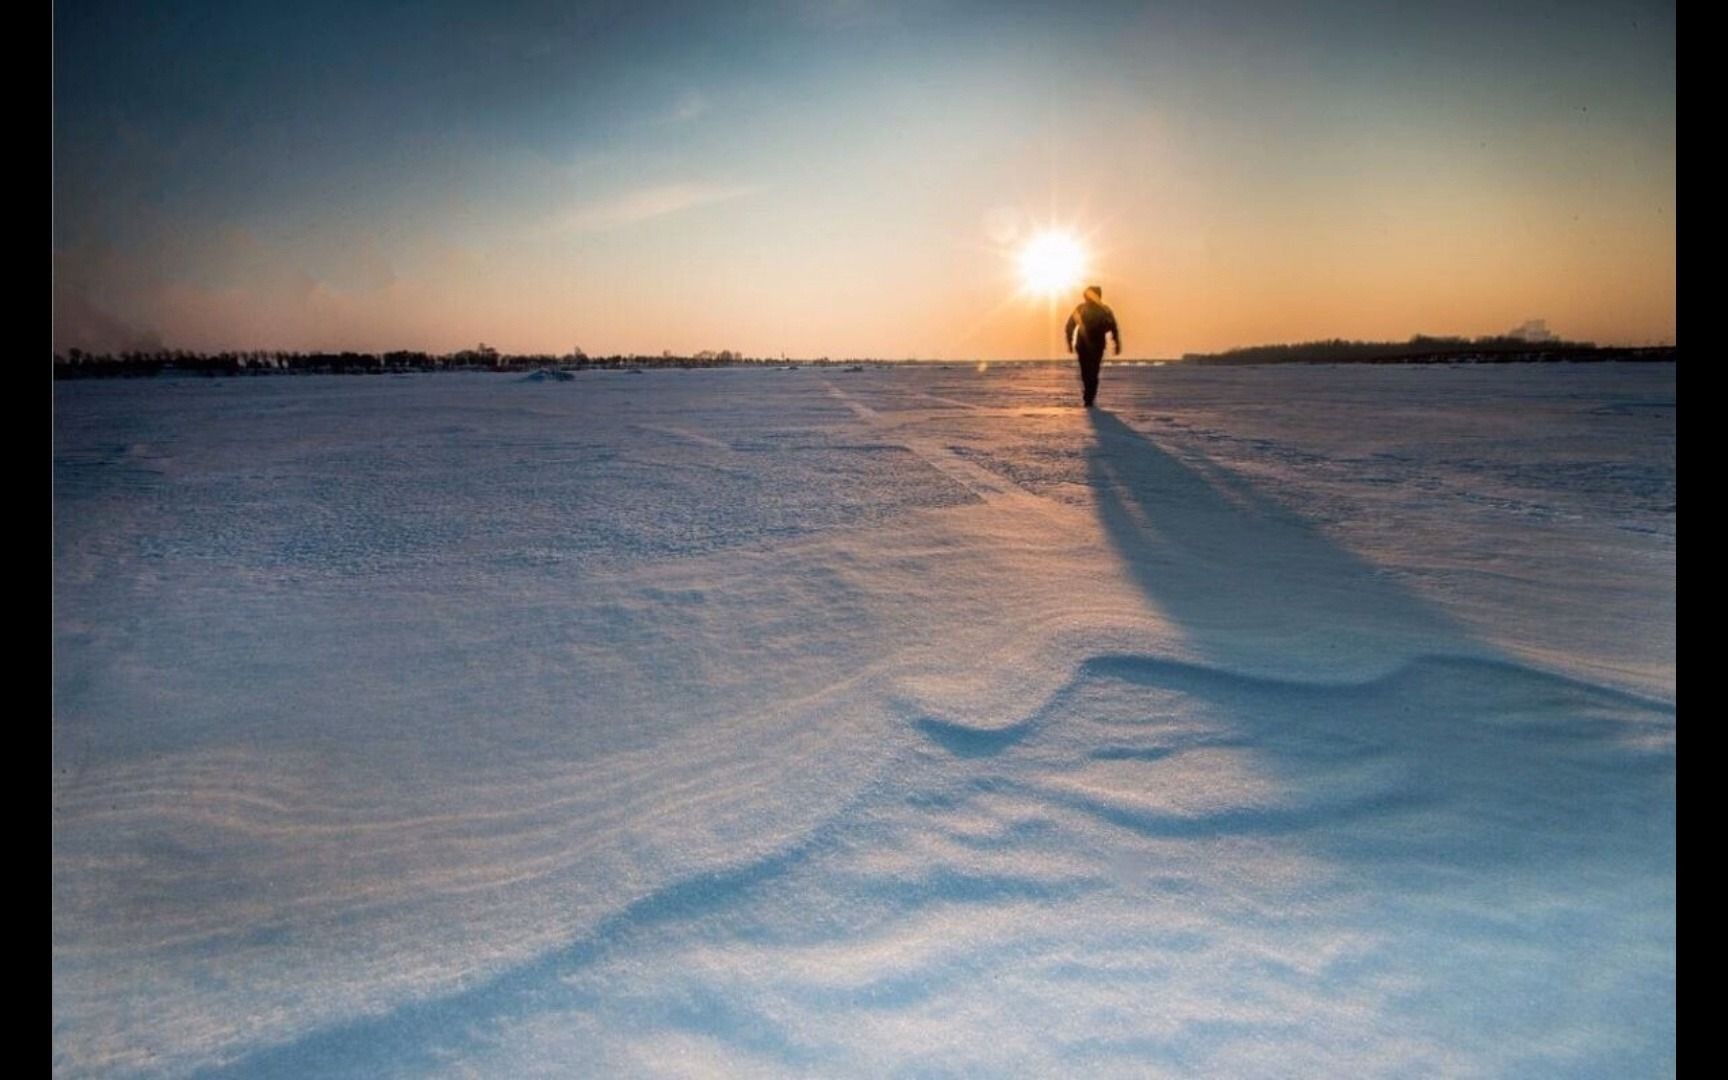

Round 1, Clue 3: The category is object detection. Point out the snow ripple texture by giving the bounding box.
[53,364,1674,1076]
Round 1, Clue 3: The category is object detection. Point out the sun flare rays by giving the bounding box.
[1016,230,1087,298]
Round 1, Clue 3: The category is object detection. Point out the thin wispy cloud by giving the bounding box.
[668,91,711,123]
[785,0,903,29]
[555,182,759,233]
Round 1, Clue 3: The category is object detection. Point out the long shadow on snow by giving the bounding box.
[1058,409,1674,1061]
[1084,408,1485,673]
[1069,409,1672,866]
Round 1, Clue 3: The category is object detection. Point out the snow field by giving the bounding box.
[54,363,1674,1076]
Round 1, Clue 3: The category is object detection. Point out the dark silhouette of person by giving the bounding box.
[1064,285,1120,407]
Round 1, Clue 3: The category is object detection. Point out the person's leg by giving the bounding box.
[1078,349,1102,405]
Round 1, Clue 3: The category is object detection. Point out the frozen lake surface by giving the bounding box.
[53,363,1675,1076]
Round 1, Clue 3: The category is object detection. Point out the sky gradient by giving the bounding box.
[52,1,1676,359]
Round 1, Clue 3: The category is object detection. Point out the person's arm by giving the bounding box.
[1064,310,1079,353]
[1108,312,1122,356]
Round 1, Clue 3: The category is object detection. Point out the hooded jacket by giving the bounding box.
[1065,300,1120,355]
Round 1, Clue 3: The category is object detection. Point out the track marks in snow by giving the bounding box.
[628,423,732,450]
[824,381,1043,506]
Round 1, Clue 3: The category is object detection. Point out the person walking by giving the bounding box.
[1064,285,1120,407]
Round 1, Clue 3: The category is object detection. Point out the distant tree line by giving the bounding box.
[51,345,828,379]
[1182,335,1675,366]
[52,336,1678,377]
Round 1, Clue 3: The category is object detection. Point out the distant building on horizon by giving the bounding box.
[1507,319,1558,344]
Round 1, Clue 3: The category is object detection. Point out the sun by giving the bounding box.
[1017,230,1086,297]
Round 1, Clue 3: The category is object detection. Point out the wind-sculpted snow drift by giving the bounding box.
[53,364,1674,1076]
